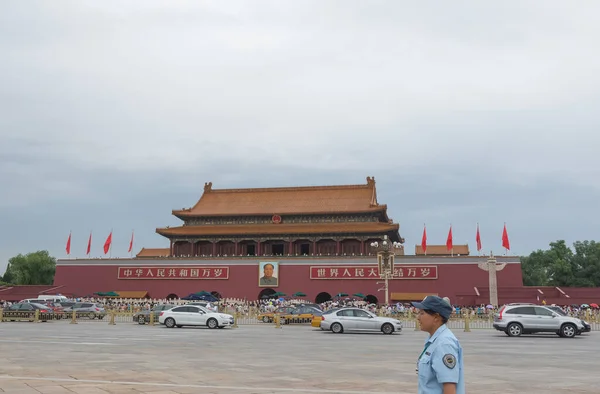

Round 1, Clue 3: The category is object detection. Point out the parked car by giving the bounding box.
[287,305,323,323]
[133,304,174,324]
[6,302,54,313]
[63,303,106,319]
[493,303,586,338]
[258,306,296,323]
[320,307,402,335]
[159,305,234,329]
[4,302,55,321]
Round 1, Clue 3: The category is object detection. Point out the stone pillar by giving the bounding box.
[478,253,507,307]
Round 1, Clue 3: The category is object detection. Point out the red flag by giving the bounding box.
[421,225,427,254]
[103,231,112,254]
[66,233,71,255]
[128,231,134,253]
[446,226,453,251]
[502,223,510,250]
[86,233,92,255]
[476,223,482,252]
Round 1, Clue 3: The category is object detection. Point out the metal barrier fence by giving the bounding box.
[1,308,599,331]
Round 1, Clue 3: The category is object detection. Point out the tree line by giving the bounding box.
[2,241,599,287]
[521,240,600,287]
[1,251,56,286]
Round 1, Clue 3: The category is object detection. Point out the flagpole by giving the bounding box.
[109,228,113,259]
[504,222,507,256]
[423,223,426,256]
[450,224,453,257]
[477,222,480,256]
[66,230,71,258]
[130,229,134,258]
[88,230,92,259]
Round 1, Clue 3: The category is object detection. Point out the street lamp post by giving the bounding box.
[370,235,403,305]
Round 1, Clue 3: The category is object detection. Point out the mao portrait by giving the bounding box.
[258,262,279,287]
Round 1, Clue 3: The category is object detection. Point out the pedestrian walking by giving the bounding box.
[412,295,465,394]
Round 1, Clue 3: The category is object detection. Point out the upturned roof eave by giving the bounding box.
[155,222,399,237]
[171,205,387,217]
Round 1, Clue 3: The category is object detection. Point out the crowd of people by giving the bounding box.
[3,296,596,322]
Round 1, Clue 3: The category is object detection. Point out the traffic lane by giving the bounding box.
[0,323,598,393]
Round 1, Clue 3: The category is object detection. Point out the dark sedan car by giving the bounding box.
[133,304,175,324]
[4,302,55,321]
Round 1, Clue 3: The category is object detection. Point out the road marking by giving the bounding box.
[0,375,402,393]
[0,340,115,346]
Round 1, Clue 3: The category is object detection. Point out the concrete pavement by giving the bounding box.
[0,321,596,393]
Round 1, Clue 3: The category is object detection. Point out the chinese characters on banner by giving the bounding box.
[309,266,437,279]
[118,267,229,279]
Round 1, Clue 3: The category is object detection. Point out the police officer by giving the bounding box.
[412,295,465,394]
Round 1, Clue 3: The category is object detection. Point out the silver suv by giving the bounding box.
[493,303,585,338]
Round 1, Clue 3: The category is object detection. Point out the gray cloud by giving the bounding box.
[1,1,599,272]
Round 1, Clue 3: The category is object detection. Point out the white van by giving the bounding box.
[38,295,69,302]
[22,295,69,304]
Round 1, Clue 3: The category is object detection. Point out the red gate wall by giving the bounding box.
[54,259,524,303]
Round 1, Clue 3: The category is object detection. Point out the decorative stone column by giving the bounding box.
[478,253,507,307]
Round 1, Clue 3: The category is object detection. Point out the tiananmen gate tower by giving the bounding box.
[51,177,590,305]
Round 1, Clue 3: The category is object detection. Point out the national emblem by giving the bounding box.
[443,354,456,369]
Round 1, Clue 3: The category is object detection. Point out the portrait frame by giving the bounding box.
[258,261,279,287]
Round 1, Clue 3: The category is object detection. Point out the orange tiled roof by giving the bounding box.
[415,244,469,256]
[157,222,399,237]
[136,248,170,257]
[173,177,383,216]
[115,291,149,298]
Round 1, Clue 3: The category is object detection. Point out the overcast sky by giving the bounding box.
[1,1,599,274]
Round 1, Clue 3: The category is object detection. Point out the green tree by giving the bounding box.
[546,240,575,286]
[521,249,550,286]
[521,240,600,287]
[571,240,600,287]
[3,251,56,285]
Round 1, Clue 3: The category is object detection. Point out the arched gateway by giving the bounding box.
[315,292,332,304]
[365,294,378,304]
[258,288,276,299]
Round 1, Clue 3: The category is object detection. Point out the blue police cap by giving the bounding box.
[411,295,452,319]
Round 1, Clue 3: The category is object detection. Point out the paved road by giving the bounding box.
[0,321,596,393]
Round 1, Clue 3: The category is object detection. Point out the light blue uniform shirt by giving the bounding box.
[417,324,465,394]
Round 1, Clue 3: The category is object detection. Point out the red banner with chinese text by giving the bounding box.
[309,266,437,280]
[118,267,229,279]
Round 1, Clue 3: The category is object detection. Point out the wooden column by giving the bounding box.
[212,242,217,256]
[312,240,317,255]
[360,240,365,255]
[190,241,196,257]
[289,241,294,255]
[336,240,341,255]
[169,239,173,257]
[234,241,239,256]
[257,241,261,256]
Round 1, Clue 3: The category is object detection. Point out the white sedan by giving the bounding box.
[320,307,403,334]
[159,304,234,329]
